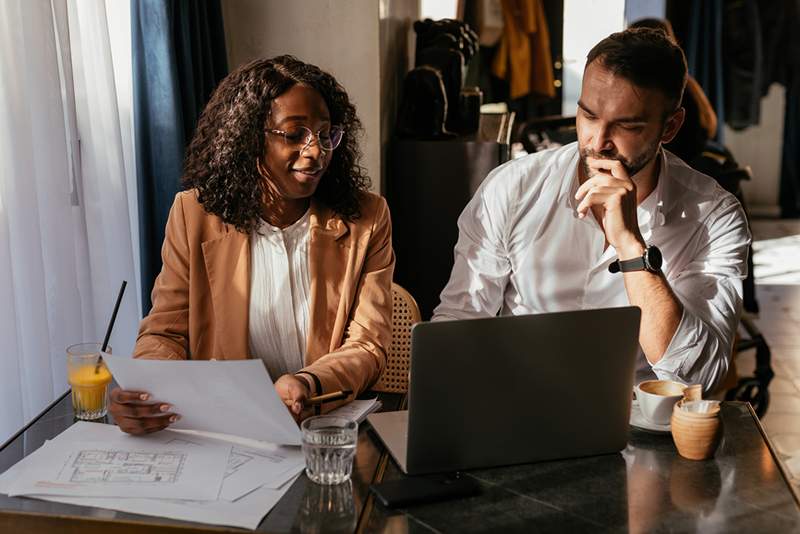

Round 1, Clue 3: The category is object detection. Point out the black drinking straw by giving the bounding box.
[96,280,127,372]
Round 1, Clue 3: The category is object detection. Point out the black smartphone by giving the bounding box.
[369,473,481,508]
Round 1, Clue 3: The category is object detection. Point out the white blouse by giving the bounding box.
[248,210,311,382]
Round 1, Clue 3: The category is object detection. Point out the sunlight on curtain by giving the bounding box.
[0,0,139,443]
[66,0,140,344]
[561,0,625,115]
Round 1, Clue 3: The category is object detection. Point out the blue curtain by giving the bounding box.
[685,0,725,143]
[780,74,800,217]
[773,0,800,217]
[673,0,800,216]
[132,0,228,313]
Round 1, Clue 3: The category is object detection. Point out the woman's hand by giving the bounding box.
[109,388,180,435]
[274,374,312,422]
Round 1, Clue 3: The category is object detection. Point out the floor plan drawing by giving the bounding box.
[165,437,288,478]
[6,430,232,501]
[226,450,253,475]
[158,435,303,500]
[68,449,186,484]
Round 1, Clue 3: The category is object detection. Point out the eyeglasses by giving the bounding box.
[266,125,344,152]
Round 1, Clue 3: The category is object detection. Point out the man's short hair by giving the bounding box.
[586,27,688,114]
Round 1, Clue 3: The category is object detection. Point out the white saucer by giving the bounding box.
[630,400,671,434]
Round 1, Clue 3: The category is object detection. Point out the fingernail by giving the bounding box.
[160,404,170,412]
[294,403,302,413]
[169,415,180,423]
[139,394,149,401]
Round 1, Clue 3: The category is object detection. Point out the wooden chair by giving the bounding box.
[372,283,421,393]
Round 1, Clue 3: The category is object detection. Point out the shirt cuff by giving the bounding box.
[294,371,320,396]
[650,308,702,382]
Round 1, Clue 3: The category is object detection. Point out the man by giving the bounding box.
[433,28,751,393]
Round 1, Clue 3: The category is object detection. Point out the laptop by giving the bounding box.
[367,306,641,475]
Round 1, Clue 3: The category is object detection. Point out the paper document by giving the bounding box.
[328,398,382,423]
[6,438,229,500]
[0,455,298,530]
[103,353,301,445]
[163,433,304,501]
[0,422,305,530]
[37,477,300,530]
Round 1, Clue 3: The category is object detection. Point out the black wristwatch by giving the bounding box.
[609,245,662,274]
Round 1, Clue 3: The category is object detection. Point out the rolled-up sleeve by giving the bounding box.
[651,197,751,392]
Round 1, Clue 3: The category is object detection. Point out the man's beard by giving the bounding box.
[580,140,660,180]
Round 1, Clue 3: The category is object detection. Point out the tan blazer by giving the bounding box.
[134,190,395,403]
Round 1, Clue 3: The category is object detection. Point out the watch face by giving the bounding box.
[646,246,663,271]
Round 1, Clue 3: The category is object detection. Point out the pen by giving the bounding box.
[305,389,352,406]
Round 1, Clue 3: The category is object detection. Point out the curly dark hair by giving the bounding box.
[182,55,370,233]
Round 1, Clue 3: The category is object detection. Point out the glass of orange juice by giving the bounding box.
[66,343,113,420]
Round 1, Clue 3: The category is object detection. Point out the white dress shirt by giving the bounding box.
[248,210,311,382]
[433,142,751,391]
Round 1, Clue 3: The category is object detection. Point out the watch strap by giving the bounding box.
[609,246,661,274]
[608,255,647,273]
[618,256,647,272]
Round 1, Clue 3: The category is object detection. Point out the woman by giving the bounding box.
[110,56,394,435]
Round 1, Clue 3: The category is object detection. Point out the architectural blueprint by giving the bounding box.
[164,436,303,501]
[5,438,230,501]
[0,422,304,529]
[68,449,186,484]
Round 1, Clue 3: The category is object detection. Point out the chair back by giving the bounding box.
[372,283,421,393]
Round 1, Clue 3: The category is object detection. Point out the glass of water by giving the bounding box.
[301,416,358,485]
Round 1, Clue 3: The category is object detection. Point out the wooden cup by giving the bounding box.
[670,400,722,460]
[683,384,703,402]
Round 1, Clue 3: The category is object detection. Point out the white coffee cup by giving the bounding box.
[635,379,686,425]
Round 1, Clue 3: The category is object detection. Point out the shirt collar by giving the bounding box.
[256,208,311,240]
[638,149,668,240]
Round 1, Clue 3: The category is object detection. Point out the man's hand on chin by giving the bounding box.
[576,156,646,257]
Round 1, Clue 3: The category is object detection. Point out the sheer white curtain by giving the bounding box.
[0,0,140,443]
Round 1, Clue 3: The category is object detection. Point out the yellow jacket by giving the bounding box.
[492,0,556,100]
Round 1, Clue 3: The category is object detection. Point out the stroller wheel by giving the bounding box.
[727,377,770,418]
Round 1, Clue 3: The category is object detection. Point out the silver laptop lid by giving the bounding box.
[405,307,641,474]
